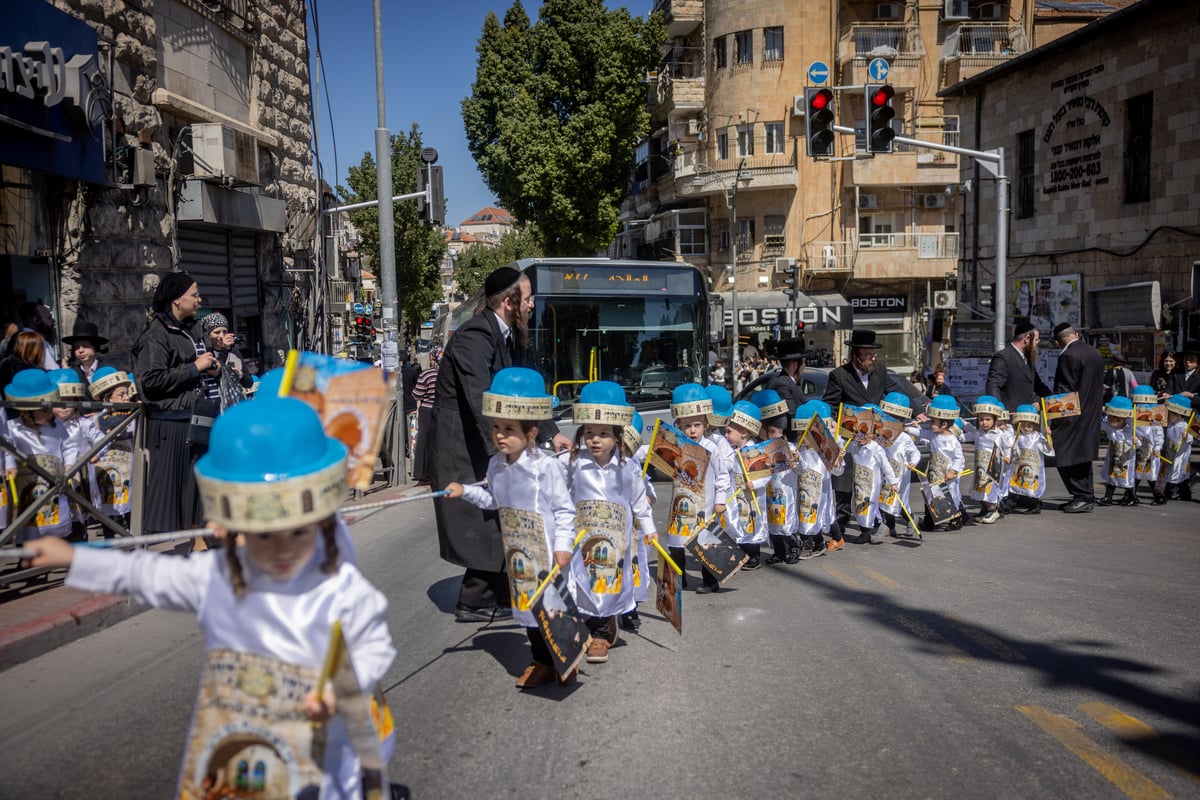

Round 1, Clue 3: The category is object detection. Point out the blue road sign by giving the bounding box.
[353,303,365,315]
[808,61,830,85]
[365,304,373,315]
[868,58,890,82]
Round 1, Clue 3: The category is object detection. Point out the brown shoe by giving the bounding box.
[586,638,610,664]
[515,662,556,689]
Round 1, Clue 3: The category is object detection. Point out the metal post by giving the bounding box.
[372,0,399,374]
[730,182,738,369]
[993,146,1009,353]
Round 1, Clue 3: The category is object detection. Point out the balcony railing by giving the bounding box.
[840,24,925,61]
[943,24,1028,60]
[857,231,961,258]
[894,117,960,163]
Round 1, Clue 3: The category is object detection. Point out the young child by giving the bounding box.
[666,384,730,593]
[89,366,138,534]
[848,404,900,544]
[702,383,738,584]
[445,368,577,688]
[23,395,396,797]
[921,395,964,530]
[878,392,921,538]
[789,400,837,557]
[1130,386,1165,505]
[970,396,1012,524]
[1158,394,1195,501]
[723,400,766,568]
[565,381,656,665]
[620,410,655,631]
[1008,404,1054,513]
[2,369,79,542]
[810,400,847,553]
[1099,396,1136,505]
[750,389,801,564]
[48,368,102,542]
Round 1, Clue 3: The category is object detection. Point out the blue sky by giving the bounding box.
[309,0,643,228]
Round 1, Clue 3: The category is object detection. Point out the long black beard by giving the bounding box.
[1027,339,1038,365]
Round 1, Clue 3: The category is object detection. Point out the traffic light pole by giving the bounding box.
[830,125,1008,352]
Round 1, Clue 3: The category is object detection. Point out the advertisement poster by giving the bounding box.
[1010,274,1081,336]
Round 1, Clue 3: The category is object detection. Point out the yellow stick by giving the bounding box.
[836,403,845,438]
[316,619,345,701]
[737,451,762,517]
[279,349,300,397]
[641,419,661,478]
[519,528,589,611]
[907,464,927,477]
[1040,397,1054,450]
[898,499,923,539]
[650,537,683,575]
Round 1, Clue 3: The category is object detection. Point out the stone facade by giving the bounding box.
[23,0,315,371]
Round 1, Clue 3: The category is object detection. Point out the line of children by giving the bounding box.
[970,395,1013,524]
[1008,404,1053,512]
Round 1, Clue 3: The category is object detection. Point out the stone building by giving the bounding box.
[1,0,317,374]
[940,0,1198,373]
[617,0,1117,370]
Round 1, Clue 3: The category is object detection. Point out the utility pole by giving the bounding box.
[372,0,399,373]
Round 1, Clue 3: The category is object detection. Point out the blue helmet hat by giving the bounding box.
[880,391,912,420]
[573,380,633,426]
[1165,393,1192,417]
[127,372,138,399]
[48,368,85,400]
[1131,385,1156,405]
[482,367,556,421]
[810,399,833,425]
[953,417,965,439]
[789,400,821,433]
[258,367,286,398]
[671,383,713,420]
[89,366,131,400]
[4,369,58,409]
[928,394,960,421]
[729,400,763,436]
[194,396,348,533]
[749,388,788,421]
[1012,404,1040,425]
[973,394,1005,418]
[706,384,733,427]
[1103,395,1134,418]
[621,409,646,453]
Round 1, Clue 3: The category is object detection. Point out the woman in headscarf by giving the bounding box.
[131,273,220,534]
[201,311,254,409]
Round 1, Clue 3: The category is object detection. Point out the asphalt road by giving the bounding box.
[1,473,1198,800]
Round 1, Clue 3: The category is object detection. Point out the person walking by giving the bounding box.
[985,318,1050,411]
[428,266,570,622]
[1049,323,1105,513]
[1103,354,1137,403]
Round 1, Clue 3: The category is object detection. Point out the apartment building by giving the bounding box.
[617,0,1115,370]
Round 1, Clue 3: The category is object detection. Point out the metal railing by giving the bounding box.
[942,24,1029,60]
[841,24,926,60]
[857,231,961,257]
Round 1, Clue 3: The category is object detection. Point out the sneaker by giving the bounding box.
[742,557,762,571]
[765,554,786,565]
[784,546,804,564]
[869,528,887,544]
[1152,496,1167,506]
[1098,496,1114,506]
[516,662,557,688]
[826,538,845,553]
[978,510,1000,524]
[796,543,816,560]
[586,638,610,664]
[695,583,721,594]
[1117,494,1139,506]
[619,611,641,631]
[809,541,827,558]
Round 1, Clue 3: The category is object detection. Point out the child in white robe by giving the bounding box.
[666,384,729,593]
[3,370,78,542]
[750,389,801,565]
[620,411,655,631]
[724,401,765,568]
[921,395,965,530]
[848,404,899,544]
[1008,404,1054,512]
[970,396,1012,524]
[1130,386,1165,505]
[1099,396,1137,505]
[1158,395,1195,501]
[878,392,921,538]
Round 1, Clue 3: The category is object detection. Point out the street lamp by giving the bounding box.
[691,158,748,368]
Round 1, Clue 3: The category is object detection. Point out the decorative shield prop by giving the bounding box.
[685,519,748,585]
[529,571,591,680]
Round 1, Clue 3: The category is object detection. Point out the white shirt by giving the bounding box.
[492,310,511,344]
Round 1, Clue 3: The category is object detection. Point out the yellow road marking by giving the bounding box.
[1017,705,1171,800]
[853,563,901,589]
[822,563,867,590]
[1080,702,1200,785]
[892,613,973,663]
[944,615,1026,662]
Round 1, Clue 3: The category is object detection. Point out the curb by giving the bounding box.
[0,592,146,672]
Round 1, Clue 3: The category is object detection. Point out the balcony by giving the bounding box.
[839,24,925,86]
[809,232,960,279]
[652,0,703,38]
[942,24,1029,85]
[651,53,705,119]
[676,144,798,197]
[851,118,961,186]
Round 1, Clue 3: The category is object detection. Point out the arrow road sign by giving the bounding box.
[808,61,830,85]
[868,57,890,82]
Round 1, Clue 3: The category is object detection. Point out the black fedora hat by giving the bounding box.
[845,329,883,349]
[777,337,807,362]
[62,319,109,348]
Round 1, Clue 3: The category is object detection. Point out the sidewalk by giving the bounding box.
[0,480,430,672]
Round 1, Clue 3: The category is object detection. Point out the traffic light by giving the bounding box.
[804,88,835,158]
[864,84,896,154]
[417,165,445,227]
[979,283,994,311]
[781,260,797,300]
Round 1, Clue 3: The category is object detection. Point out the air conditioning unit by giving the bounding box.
[687,118,701,135]
[923,193,947,209]
[876,3,902,21]
[188,123,260,186]
[933,290,957,310]
[793,95,806,116]
[774,256,797,273]
[860,194,880,210]
[977,2,1004,19]
[944,0,970,19]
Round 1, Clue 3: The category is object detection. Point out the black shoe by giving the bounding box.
[784,547,803,564]
[808,541,827,558]
[1152,496,1167,506]
[1063,499,1096,513]
[493,606,513,620]
[619,612,640,631]
[742,557,762,571]
[695,584,720,594]
[1097,496,1114,506]
[765,554,786,565]
[1117,493,1139,506]
[454,605,502,623]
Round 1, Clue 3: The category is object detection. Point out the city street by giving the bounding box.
[1,472,1198,799]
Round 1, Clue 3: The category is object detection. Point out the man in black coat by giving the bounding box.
[1175,341,1200,397]
[429,266,570,622]
[823,330,929,533]
[1050,323,1105,512]
[985,318,1050,412]
[767,337,807,422]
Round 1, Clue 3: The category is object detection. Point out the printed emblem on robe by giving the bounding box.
[94,444,132,507]
[498,507,550,611]
[927,451,950,485]
[1107,440,1133,480]
[16,454,64,528]
[1135,437,1154,474]
[575,500,628,595]
[974,447,1003,492]
[1010,449,1040,493]
[853,463,874,518]
[766,483,787,526]
[879,457,902,504]
[797,468,821,526]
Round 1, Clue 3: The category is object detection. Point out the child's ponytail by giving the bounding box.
[226,540,247,598]
[319,515,339,576]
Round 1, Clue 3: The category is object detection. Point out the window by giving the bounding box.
[1016,129,1035,219]
[736,218,755,253]
[716,227,730,253]
[1124,91,1152,204]
[763,215,786,251]
[717,131,729,160]
[677,210,707,256]
[763,27,784,61]
[764,122,785,155]
[737,125,755,157]
[735,30,753,64]
[858,215,897,247]
[712,36,727,69]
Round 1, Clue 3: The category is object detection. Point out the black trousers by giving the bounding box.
[738,542,761,559]
[458,568,511,611]
[585,615,615,641]
[1057,461,1097,502]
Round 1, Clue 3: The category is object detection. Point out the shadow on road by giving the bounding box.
[425,576,462,614]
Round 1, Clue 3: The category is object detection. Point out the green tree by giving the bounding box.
[452,226,543,300]
[337,124,447,335]
[462,0,664,256]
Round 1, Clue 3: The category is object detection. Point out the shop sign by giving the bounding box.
[850,295,907,313]
[724,304,852,332]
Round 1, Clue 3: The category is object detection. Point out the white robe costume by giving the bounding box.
[764,439,798,537]
[1101,420,1136,489]
[819,421,845,533]
[631,444,656,602]
[920,429,965,509]
[1159,419,1194,486]
[793,445,828,536]
[65,540,395,799]
[849,438,898,529]
[1132,422,1163,483]
[880,429,921,517]
[1009,431,1053,498]
[971,427,1013,504]
[3,417,79,540]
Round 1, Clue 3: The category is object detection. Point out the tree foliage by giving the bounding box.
[452,226,544,300]
[337,124,447,334]
[462,0,664,256]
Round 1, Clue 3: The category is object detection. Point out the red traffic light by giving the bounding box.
[870,85,895,107]
[809,88,832,112]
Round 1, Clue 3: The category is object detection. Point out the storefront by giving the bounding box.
[716,291,853,366]
[847,293,917,372]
